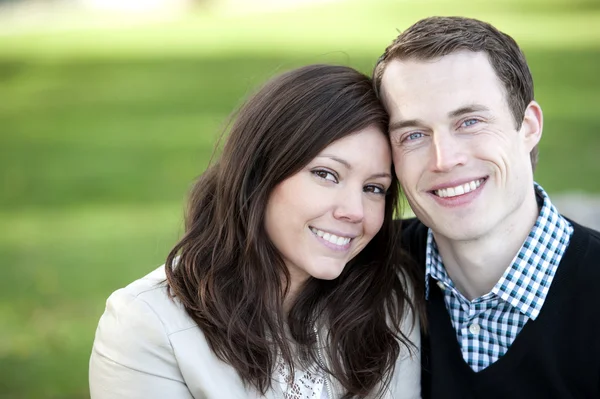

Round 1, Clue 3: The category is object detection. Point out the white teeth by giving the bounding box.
[435,179,484,198]
[310,227,352,246]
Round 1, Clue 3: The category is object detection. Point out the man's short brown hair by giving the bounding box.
[373,16,539,170]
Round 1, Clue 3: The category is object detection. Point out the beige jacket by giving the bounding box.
[89,266,421,398]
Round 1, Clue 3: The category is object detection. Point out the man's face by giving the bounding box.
[380,50,542,242]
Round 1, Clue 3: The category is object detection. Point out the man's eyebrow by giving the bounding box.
[316,155,351,169]
[388,105,491,133]
[448,104,491,118]
[388,119,428,133]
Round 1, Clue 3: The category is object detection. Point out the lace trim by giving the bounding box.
[277,357,325,398]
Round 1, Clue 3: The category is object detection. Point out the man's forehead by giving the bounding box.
[380,51,496,87]
[380,53,505,113]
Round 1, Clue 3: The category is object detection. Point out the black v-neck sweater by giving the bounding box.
[400,218,600,399]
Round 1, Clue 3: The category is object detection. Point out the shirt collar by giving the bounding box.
[424,183,573,319]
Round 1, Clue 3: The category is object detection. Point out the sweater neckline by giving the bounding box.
[428,219,590,379]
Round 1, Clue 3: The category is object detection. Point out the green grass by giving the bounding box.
[1,0,599,397]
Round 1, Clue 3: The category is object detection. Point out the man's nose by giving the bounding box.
[431,132,467,172]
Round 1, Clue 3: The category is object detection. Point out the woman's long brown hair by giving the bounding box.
[165,64,421,398]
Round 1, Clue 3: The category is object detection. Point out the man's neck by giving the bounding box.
[434,194,540,301]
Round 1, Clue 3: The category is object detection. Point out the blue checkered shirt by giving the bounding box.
[425,183,573,371]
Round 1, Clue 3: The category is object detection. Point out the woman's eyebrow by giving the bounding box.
[315,155,352,169]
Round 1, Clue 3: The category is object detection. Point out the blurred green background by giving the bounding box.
[1,0,599,397]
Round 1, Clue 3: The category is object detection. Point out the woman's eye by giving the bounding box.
[312,170,337,182]
[462,119,479,127]
[364,185,386,195]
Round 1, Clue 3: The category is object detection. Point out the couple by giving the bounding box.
[89,16,600,399]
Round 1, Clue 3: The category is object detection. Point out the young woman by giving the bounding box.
[89,64,422,398]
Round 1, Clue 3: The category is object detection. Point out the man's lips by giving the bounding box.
[429,177,488,198]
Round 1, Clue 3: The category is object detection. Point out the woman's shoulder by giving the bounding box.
[389,278,422,398]
[103,264,198,336]
[92,265,268,399]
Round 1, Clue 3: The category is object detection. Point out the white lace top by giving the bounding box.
[276,357,328,399]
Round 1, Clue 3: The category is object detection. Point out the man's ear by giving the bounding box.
[520,101,543,152]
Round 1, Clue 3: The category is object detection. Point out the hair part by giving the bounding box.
[165,64,422,398]
[373,16,539,171]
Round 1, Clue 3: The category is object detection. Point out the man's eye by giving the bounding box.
[405,132,424,141]
[462,119,479,127]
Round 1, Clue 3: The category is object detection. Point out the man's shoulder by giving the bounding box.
[398,217,426,234]
[396,218,428,259]
[557,219,600,294]
[397,217,427,241]
[570,219,600,257]
[581,223,600,245]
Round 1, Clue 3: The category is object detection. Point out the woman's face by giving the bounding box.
[264,126,393,289]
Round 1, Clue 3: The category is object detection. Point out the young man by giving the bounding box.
[373,16,600,398]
